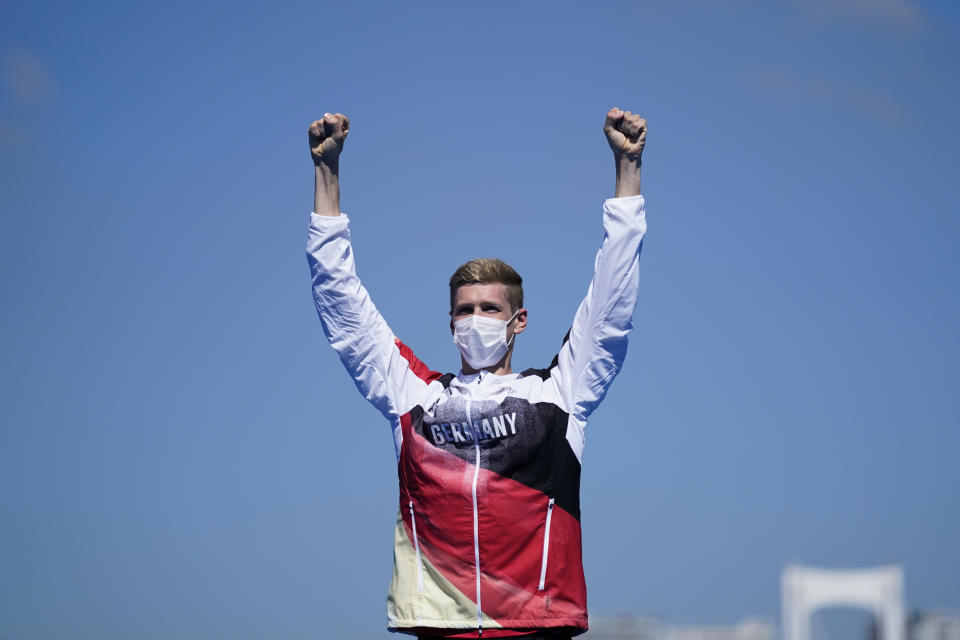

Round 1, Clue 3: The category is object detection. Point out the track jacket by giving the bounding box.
[306,195,646,637]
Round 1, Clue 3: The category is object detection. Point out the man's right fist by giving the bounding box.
[309,112,350,166]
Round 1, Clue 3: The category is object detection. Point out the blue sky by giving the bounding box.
[2,1,958,638]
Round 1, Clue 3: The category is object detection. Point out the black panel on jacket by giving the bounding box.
[412,396,582,521]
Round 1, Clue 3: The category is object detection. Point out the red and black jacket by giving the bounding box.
[306,196,647,637]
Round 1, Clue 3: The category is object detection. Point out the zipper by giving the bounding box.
[466,398,483,635]
[408,500,424,592]
[538,498,555,591]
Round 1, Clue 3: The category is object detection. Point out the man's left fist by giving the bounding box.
[309,112,350,166]
[604,108,646,161]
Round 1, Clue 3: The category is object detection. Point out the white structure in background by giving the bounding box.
[781,565,904,640]
[587,616,774,640]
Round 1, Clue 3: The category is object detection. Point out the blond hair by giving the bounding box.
[449,258,524,312]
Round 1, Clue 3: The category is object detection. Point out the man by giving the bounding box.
[306,108,647,639]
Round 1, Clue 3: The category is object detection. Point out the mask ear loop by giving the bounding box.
[505,309,521,348]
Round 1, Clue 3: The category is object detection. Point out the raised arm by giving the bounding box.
[309,112,350,216]
[306,114,440,454]
[552,108,648,457]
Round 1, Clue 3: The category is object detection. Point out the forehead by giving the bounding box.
[452,283,510,308]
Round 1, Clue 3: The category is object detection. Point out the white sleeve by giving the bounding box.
[553,195,647,459]
[305,213,439,455]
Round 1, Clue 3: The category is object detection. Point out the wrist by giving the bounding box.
[315,160,339,177]
[314,163,341,216]
[614,157,642,197]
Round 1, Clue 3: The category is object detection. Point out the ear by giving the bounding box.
[512,308,528,335]
[450,314,455,336]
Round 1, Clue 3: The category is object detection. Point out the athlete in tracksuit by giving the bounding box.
[306,109,648,639]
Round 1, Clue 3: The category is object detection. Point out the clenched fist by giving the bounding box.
[604,108,646,162]
[309,112,350,166]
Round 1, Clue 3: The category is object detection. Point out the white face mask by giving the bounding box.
[453,310,520,369]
